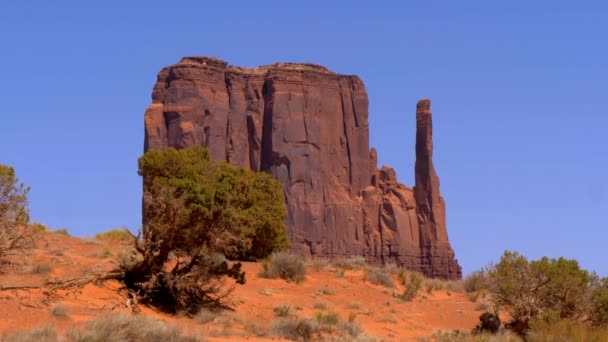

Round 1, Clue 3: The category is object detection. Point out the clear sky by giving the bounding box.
[1,1,606,276]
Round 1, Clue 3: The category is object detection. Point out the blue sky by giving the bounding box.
[1,1,606,276]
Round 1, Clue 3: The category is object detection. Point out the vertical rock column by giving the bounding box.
[414,99,462,279]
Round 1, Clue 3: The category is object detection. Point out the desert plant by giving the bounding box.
[194,307,220,323]
[28,222,48,232]
[0,164,35,264]
[272,317,318,341]
[313,301,330,310]
[1,325,59,342]
[274,305,292,317]
[314,287,335,296]
[486,251,600,324]
[95,228,134,242]
[315,312,339,325]
[591,277,608,327]
[32,263,53,274]
[364,266,395,288]
[309,257,329,271]
[53,228,70,236]
[259,251,307,283]
[527,318,608,342]
[101,146,290,314]
[332,256,367,270]
[66,312,198,341]
[346,301,361,310]
[51,304,69,319]
[464,269,487,293]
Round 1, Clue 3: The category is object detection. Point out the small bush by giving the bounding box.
[66,313,198,341]
[32,263,53,274]
[528,319,608,342]
[54,228,70,236]
[309,257,329,271]
[194,308,220,323]
[338,321,363,338]
[29,222,48,233]
[314,287,335,296]
[1,326,59,342]
[434,329,521,342]
[51,304,69,319]
[315,312,339,325]
[272,317,318,341]
[336,268,345,278]
[259,251,307,283]
[95,228,134,242]
[332,256,367,270]
[364,267,395,288]
[464,270,487,293]
[274,305,292,317]
[396,270,423,301]
[346,302,361,310]
[98,247,112,258]
[313,301,329,310]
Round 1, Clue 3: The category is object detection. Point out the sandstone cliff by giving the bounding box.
[144,56,461,279]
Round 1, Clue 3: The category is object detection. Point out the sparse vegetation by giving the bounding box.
[315,311,339,325]
[94,228,134,242]
[346,301,361,310]
[313,301,330,310]
[259,251,307,283]
[272,317,318,341]
[53,229,70,236]
[51,304,69,319]
[314,286,335,296]
[28,222,48,233]
[364,266,395,288]
[274,304,292,317]
[194,308,220,323]
[1,325,59,342]
[0,164,35,265]
[464,269,487,293]
[31,263,53,274]
[66,313,199,341]
[1,313,199,342]
[396,270,424,301]
[332,256,367,270]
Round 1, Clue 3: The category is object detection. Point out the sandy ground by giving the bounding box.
[0,231,482,341]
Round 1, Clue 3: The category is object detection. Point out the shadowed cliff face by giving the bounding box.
[144,56,461,279]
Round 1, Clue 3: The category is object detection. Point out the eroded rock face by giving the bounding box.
[144,56,462,279]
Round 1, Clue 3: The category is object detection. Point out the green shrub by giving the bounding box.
[592,278,608,327]
[0,164,33,262]
[259,251,307,283]
[486,251,600,322]
[105,146,290,314]
[95,228,134,242]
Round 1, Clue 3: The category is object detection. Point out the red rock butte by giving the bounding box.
[144,56,461,279]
